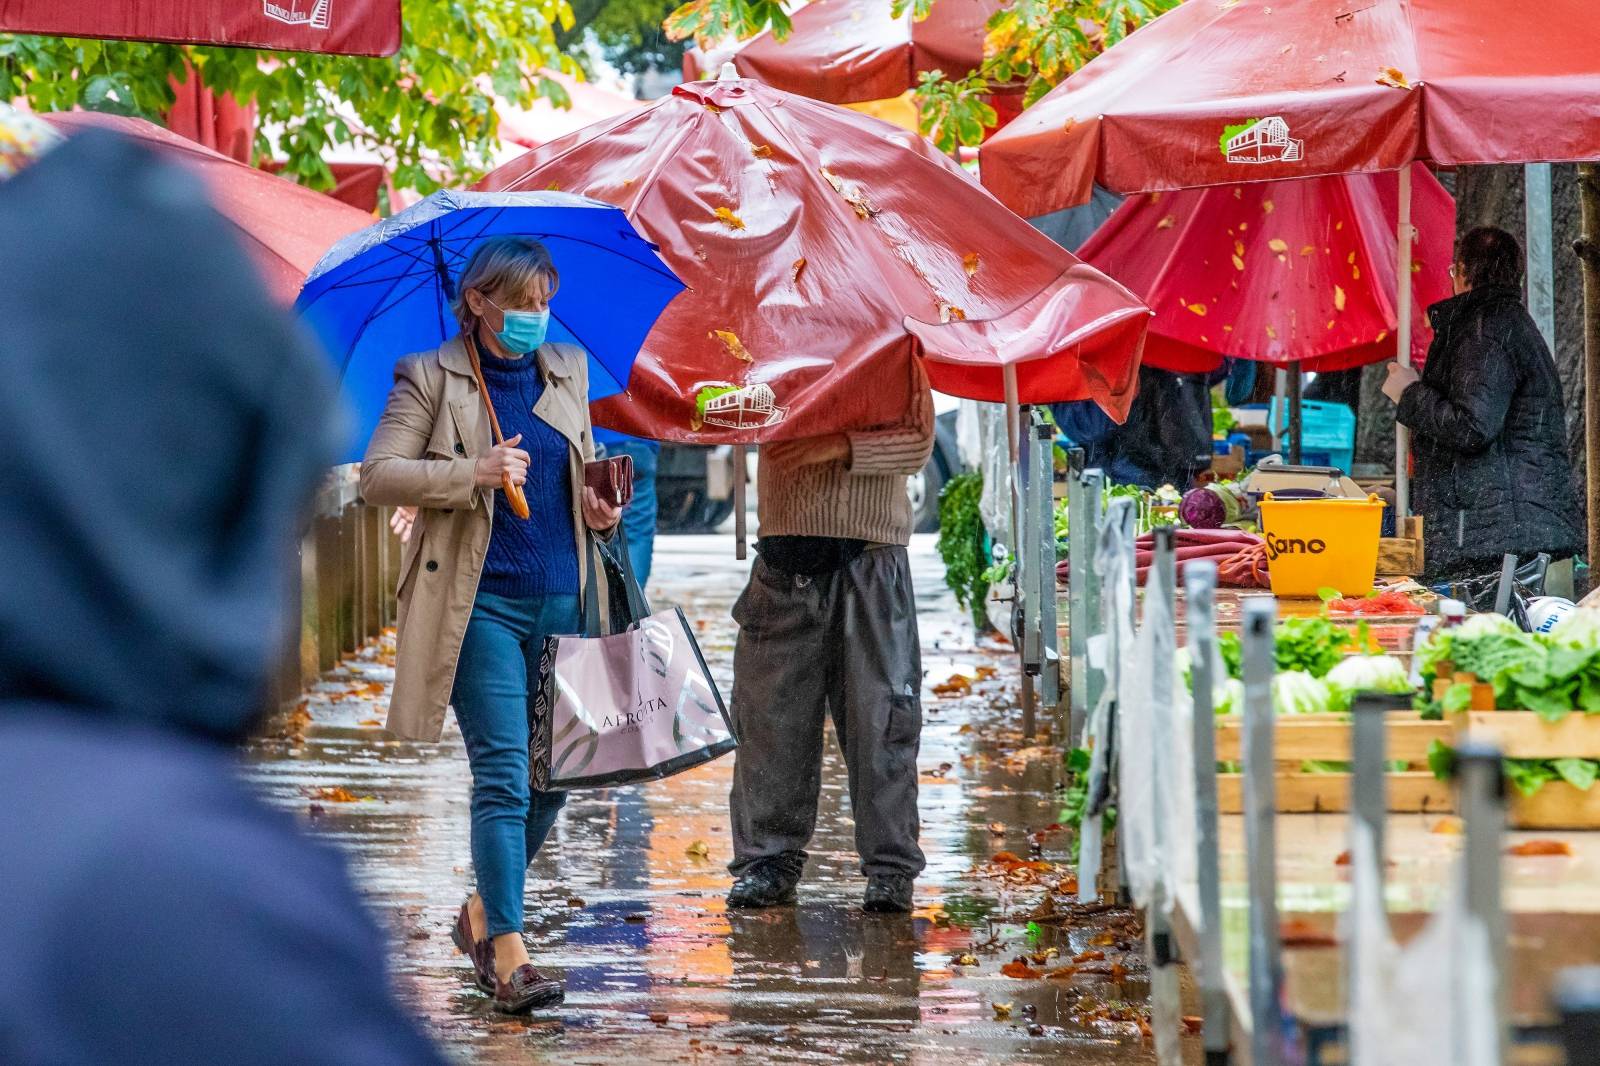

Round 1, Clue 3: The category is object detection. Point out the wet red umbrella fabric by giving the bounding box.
[684,0,1000,106]
[45,111,373,303]
[477,77,1149,443]
[979,0,1600,217]
[0,0,400,57]
[1079,164,1454,374]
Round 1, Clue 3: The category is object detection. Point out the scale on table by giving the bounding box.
[1241,459,1364,501]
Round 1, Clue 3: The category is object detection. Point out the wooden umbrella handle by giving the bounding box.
[463,331,532,520]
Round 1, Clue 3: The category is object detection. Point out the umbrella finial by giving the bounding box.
[718,61,740,82]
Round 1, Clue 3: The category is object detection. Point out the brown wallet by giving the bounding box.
[584,454,635,508]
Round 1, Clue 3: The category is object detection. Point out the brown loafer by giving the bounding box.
[493,963,564,1014]
[449,901,495,994]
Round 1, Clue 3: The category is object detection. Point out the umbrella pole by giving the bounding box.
[1394,165,1415,520]
[734,444,748,561]
[1288,360,1303,465]
[1004,363,1022,558]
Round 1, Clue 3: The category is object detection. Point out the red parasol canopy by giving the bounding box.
[979,0,1600,218]
[477,77,1148,443]
[1079,165,1455,374]
[685,0,1000,106]
[45,111,373,303]
[0,0,399,57]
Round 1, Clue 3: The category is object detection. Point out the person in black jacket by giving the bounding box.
[1382,226,1583,582]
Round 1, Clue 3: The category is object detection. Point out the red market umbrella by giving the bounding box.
[45,111,373,304]
[979,0,1600,514]
[0,0,399,56]
[684,0,1001,106]
[1079,164,1455,375]
[476,76,1149,445]
[979,0,1600,218]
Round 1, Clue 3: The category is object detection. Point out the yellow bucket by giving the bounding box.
[1258,493,1386,598]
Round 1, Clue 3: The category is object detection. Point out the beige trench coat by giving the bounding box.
[359,335,597,742]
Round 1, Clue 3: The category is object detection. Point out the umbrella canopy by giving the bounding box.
[477,77,1149,443]
[494,71,645,153]
[0,0,399,56]
[979,0,1600,217]
[295,190,686,463]
[685,0,1000,106]
[1079,165,1455,374]
[44,111,372,304]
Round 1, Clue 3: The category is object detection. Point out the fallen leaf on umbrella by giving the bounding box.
[1334,285,1347,312]
[1266,324,1278,339]
[963,252,981,277]
[1263,199,1275,214]
[714,206,746,230]
[939,303,967,323]
[708,329,753,363]
[1352,264,1362,280]
[1268,238,1289,254]
[1186,302,1208,316]
[685,839,711,858]
[1508,839,1573,857]
[1301,245,1316,256]
[545,181,561,191]
[1231,254,1246,271]
[704,103,724,114]
[751,143,772,158]
[1234,239,1246,257]
[1001,960,1044,979]
[792,257,807,283]
[1156,215,1176,230]
[993,1002,1014,1019]
[1376,67,1413,90]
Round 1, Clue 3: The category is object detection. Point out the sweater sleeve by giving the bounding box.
[847,387,935,477]
[1395,333,1516,455]
[359,354,482,511]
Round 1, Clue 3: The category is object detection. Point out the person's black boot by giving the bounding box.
[863,873,914,914]
[726,864,799,909]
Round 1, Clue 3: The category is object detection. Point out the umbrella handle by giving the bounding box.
[464,330,533,521]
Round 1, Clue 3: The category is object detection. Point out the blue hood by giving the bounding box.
[0,129,340,740]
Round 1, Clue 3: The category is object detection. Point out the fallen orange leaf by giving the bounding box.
[939,303,967,323]
[1156,215,1176,230]
[708,329,753,363]
[1508,840,1573,857]
[1231,254,1245,271]
[1376,66,1413,90]
[309,786,366,803]
[993,1002,1014,1019]
[1001,960,1044,979]
[685,839,711,858]
[1334,285,1347,312]
[751,143,772,158]
[792,257,807,283]
[714,206,746,230]
[1263,199,1275,214]
[1187,302,1208,316]
[963,251,981,277]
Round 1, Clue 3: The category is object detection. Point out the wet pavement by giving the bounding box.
[245,535,1186,1064]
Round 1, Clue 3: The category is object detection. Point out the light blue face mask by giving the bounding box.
[485,297,549,354]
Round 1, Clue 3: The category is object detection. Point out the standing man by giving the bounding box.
[1382,226,1583,582]
[726,371,934,914]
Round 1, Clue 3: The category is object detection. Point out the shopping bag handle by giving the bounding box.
[579,526,652,637]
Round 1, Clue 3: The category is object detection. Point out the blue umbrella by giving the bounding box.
[296,189,685,463]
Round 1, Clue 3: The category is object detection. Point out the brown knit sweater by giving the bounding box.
[756,386,935,546]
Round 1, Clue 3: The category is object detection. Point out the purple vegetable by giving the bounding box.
[1180,486,1227,528]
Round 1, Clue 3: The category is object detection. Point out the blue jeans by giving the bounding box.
[608,441,658,588]
[452,589,581,937]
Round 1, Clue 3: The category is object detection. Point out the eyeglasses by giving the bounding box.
[1448,264,1463,280]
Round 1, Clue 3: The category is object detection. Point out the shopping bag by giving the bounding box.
[529,529,736,791]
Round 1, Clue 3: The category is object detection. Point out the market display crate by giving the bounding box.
[1375,515,1425,578]
[1449,710,1600,829]
[1213,712,1455,814]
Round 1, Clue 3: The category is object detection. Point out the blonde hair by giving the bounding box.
[452,236,560,330]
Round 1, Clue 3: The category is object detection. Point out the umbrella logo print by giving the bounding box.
[694,382,788,430]
[1222,116,1303,164]
[262,0,331,29]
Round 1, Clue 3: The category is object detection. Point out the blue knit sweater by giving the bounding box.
[477,350,579,599]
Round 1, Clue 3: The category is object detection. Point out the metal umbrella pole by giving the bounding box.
[1394,165,1415,521]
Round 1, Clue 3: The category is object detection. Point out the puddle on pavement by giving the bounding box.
[244,537,1186,1063]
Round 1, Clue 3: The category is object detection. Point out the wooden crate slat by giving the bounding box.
[1213,713,1450,762]
[1216,771,1454,814]
[1509,782,1600,830]
[1452,711,1600,760]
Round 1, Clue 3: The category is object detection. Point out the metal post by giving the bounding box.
[1020,419,1040,680]
[1457,742,1509,1066]
[1526,163,1557,350]
[1493,553,1518,617]
[1148,525,1182,1063]
[1287,360,1303,466]
[1578,163,1600,575]
[1348,692,1391,1038]
[1242,597,1284,1066]
[1186,562,1231,1065]
[1067,448,1088,742]
[1004,363,1022,560]
[1036,420,1061,713]
[1395,165,1415,521]
[1081,470,1106,745]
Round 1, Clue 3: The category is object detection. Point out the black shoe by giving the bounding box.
[727,864,799,909]
[492,964,565,1014]
[863,874,914,913]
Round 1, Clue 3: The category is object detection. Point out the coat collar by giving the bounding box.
[1427,285,1522,331]
[439,333,571,383]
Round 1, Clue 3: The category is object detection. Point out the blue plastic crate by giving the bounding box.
[1239,400,1357,472]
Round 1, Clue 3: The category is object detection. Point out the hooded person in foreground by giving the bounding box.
[0,130,444,1066]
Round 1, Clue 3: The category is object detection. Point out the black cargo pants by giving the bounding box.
[727,546,926,880]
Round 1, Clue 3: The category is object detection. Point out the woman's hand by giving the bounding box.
[474,433,529,488]
[1381,362,1420,404]
[582,485,623,531]
[389,506,417,544]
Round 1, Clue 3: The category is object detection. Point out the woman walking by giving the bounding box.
[361,236,620,1013]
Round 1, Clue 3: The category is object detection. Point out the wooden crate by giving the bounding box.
[1451,709,1600,829]
[1214,712,1455,814]
[1376,515,1424,577]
